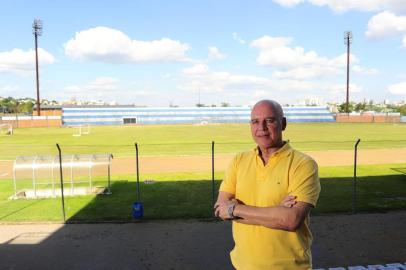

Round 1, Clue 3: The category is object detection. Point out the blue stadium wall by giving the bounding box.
[62,106,335,126]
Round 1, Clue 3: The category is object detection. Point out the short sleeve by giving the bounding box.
[219,154,239,195]
[289,158,320,207]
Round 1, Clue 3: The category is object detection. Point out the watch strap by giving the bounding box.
[227,202,236,219]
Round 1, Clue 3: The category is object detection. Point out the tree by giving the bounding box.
[399,104,406,116]
[338,102,355,113]
[0,97,36,114]
[18,101,34,113]
[354,102,366,112]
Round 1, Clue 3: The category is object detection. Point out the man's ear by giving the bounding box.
[281,117,287,131]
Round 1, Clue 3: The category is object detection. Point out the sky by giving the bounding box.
[1,0,406,107]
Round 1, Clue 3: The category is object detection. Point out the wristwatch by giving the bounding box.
[227,202,236,219]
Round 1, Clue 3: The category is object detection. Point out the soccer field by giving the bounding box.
[1,122,406,222]
[1,122,406,159]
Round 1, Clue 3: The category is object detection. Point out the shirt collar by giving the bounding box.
[254,141,292,158]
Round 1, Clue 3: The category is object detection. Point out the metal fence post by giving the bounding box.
[56,143,66,222]
[353,139,361,214]
[132,142,144,219]
[135,143,140,202]
[211,141,215,214]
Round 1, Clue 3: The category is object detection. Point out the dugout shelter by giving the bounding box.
[11,154,113,199]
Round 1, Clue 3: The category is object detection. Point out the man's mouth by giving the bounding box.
[257,133,270,137]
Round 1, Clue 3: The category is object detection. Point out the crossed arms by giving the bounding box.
[214,191,313,232]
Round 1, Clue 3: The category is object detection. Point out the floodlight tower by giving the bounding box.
[344,31,352,113]
[33,19,42,116]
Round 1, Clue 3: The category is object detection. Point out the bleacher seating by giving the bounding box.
[62,105,335,126]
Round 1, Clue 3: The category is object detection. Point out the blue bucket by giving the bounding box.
[132,202,144,219]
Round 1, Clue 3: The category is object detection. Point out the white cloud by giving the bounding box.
[86,77,119,91]
[181,69,273,93]
[352,65,379,75]
[0,48,55,74]
[178,63,370,104]
[273,0,406,13]
[61,77,157,102]
[232,32,246,44]
[162,73,172,79]
[273,0,305,8]
[131,90,155,97]
[366,11,406,39]
[63,77,119,99]
[208,46,226,60]
[326,83,363,94]
[180,65,323,94]
[0,85,21,96]
[253,90,270,98]
[309,0,390,13]
[251,36,326,68]
[251,35,376,80]
[388,82,406,95]
[182,64,210,76]
[272,2,406,47]
[272,66,339,80]
[64,26,190,63]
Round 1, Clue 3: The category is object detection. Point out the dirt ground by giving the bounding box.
[0,148,406,179]
[1,148,406,179]
[1,211,405,270]
[111,148,406,175]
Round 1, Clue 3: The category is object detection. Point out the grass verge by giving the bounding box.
[2,123,406,159]
[0,163,405,222]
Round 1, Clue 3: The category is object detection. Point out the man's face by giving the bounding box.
[250,102,286,150]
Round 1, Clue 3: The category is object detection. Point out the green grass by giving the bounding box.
[1,123,405,221]
[0,163,405,222]
[1,123,406,159]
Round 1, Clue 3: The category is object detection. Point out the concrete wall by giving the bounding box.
[336,113,401,123]
[33,109,62,116]
[0,116,62,128]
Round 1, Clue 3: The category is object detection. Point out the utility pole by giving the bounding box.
[344,31,352,113]
[33,19,42,116]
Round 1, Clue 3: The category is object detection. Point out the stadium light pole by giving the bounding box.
[344,31,352,114]
[33,19,43,116]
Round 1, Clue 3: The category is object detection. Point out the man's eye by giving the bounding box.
[265,118,276,124]
[250,120,258,125]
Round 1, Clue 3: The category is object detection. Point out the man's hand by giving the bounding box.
[214,199,238,220]
[214,191,235,220]
[215,194,296,221]
[280,195,297,208]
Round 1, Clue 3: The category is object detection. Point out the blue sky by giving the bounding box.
[1,0,406,106]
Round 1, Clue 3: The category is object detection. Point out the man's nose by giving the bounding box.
[259,121,267,130]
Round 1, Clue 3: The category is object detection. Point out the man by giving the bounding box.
[215,100,320,270]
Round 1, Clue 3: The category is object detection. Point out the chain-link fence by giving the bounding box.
[1,139,406,222]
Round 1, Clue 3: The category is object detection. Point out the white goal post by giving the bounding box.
[0,123,13,135]
[72,124,90,137]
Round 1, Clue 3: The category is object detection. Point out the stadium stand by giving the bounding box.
[61,105,335,126]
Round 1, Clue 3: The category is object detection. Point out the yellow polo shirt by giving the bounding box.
[220,142,320,270]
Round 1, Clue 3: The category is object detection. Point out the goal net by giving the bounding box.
[73,124,90,137]
[0,123,13,135]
